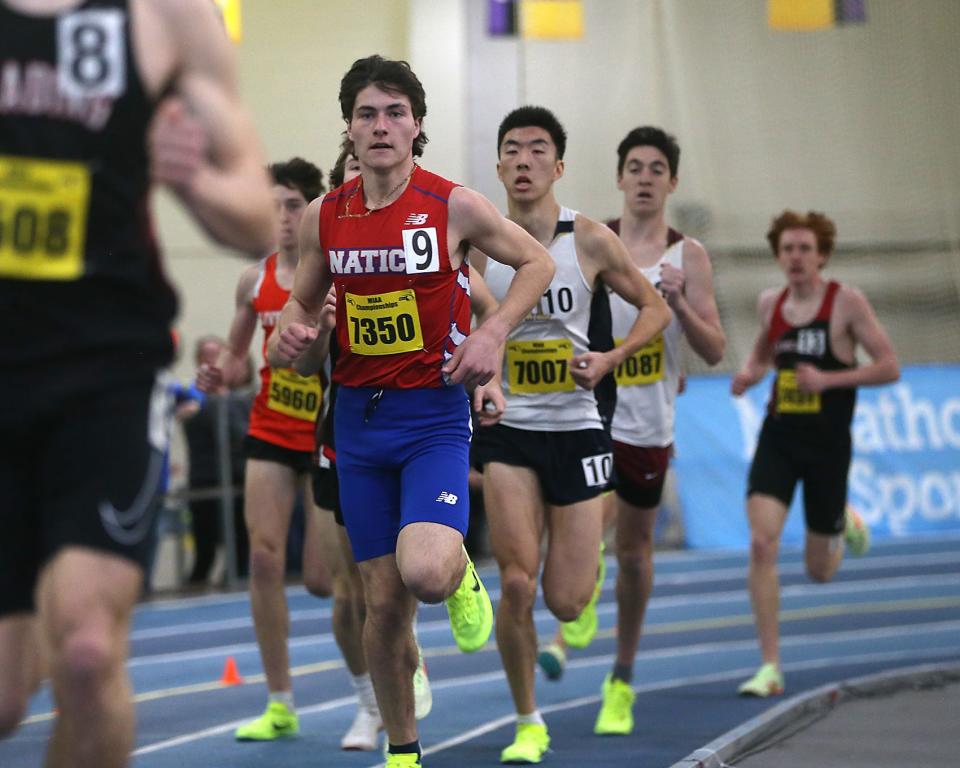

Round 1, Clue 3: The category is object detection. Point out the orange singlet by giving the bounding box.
[247,253,321,452]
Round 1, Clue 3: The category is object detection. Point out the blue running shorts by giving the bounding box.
[335,385,472,562]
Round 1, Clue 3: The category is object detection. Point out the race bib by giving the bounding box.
[506,339,575,394]
[614,335,665,386]
[0,156,89,281]
[344,288,424,356]
[582,452,613,488]
[776,369,821,414]
[267,369,322,422]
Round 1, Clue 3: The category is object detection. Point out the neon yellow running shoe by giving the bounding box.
[385,751,422,766]
[234,701,299,741]
[413,644,433,719]
[445,547,493,653]
[594,674,636,735]
[844,505,871,557]
[536,642,566,681]
[561,542,606,649]
[737,663,785,697]
[500,722,550,764]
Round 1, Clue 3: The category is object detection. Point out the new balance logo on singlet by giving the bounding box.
[405,213,429,225]
[436,491,458,504]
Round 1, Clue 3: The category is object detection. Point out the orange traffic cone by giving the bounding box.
[220,656,244,686]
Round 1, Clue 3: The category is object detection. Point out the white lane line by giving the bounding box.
[363,646,960,768]
[125,629,960,758]
[131,549,960,638]
[126,573,960,666]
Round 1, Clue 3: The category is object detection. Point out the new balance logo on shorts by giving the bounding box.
[436,491,458,504]
[405,213,429,226]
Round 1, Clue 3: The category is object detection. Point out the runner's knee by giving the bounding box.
[402,559,453,604]
[248,544,284,584]
[53,624,118,696]
[499,565,537,612]
[544,581,589,621]
[749,531,779,566]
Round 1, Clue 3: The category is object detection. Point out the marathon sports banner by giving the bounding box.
[673,365,960,549]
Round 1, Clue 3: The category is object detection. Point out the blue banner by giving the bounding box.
[673,365,960,549]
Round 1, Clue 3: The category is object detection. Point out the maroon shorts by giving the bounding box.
[612,441,671,509]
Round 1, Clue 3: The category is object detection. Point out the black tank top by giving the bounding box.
[0,0,176,388]
[766,280,856,429]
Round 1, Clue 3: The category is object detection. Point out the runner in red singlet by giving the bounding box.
[198,158,331,741]
[269,55,554,768]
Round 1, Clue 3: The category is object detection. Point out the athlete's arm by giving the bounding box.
[665,238,726,365]
[270,199,331,365]
[795,285,900,393]
[731,289,778,396]
[147,0,275,254]
[469,268,498,325]
[290,288,336,377]
[442,188,554,389]
[572,216,670,390]
[197,265,259,392]
[467,262,506,423]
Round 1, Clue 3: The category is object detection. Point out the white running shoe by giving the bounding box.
[413,644,433,719]
[340,706,382,751]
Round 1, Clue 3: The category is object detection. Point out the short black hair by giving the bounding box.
[497,105,567,159]
[268,157,324,202]
[616,126,680,178]
[339,54,428,157]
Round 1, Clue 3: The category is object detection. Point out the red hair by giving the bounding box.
[766,210,837,261]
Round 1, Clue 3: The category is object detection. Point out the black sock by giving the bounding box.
[612,663,633,684]
[388,740,421,757]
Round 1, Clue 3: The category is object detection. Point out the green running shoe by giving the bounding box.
[445,547,493,653]
[737,663,785,697]
[594,675,635,735]
[500,722,550,764]
[561,542,606,649]
[234,701,299,741]
[536,642,566,681]
[844,505,871,556]
[385,752,422,766]
[413,644,433,719]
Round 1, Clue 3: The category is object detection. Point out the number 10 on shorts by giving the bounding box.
[582,452,613,488]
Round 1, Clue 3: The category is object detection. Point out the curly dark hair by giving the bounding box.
[268,157,324,202]
[339,55,428,157]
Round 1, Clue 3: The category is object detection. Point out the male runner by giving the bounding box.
[583,126,726,736]
[198,157,334,740]
[732,210,898,697]
[0,1,273,766]
[472,106,670,764]
[270,55,555,768]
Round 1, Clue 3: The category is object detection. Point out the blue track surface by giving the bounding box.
[3,534,959,767]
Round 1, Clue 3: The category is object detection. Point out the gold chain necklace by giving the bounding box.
[339,162,418,219]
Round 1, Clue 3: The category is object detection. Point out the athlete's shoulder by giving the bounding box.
[573,211,623,259]
[409,166,461,203]
[757,286,784,322]
[679,235,710,265]
[321,178,358,208]
[833,281,870,314]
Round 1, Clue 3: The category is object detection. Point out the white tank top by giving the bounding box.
[609,236,684,447]
[484,207,602,432]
